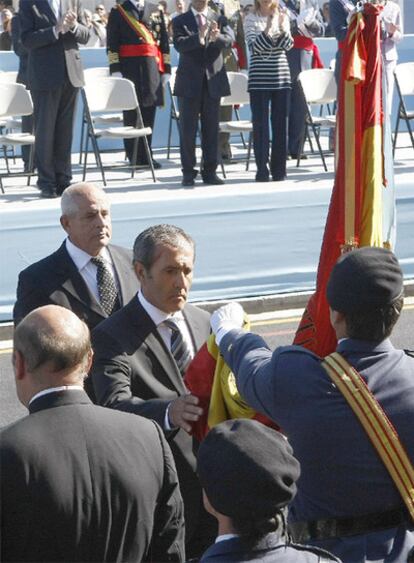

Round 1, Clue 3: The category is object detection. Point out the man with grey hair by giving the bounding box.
[13,182,139,330]
[91,223,216,560]
[1,305,185,562]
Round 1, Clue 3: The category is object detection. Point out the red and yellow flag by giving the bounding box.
[293,3,391,356]
[185,321,278,441]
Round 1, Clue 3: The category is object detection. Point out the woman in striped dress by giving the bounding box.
[244,0,293,181]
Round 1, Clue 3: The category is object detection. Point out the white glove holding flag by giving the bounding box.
[210,302,245,345]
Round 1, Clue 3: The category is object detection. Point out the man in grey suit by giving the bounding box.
[1,305,185,562]
[20,0,90,198]
[90,224,216,560]
[13,183,139,333]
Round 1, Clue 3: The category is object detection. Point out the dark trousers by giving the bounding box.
[21,113,33,167]
[178,82,220,176]
[31,75,78,192]
[250,89,289,180]
[287,47,312,156]
[123,104,156,165]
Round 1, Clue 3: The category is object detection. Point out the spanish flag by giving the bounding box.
[184,318,278,441]
[293,2,394,357]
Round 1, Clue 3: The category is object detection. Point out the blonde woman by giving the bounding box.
[244,0,293,181]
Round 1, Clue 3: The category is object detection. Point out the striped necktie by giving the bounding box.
[164,319,192,377]
[90,256,119,316]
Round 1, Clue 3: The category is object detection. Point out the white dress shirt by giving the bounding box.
[138,291,195,430]
[65,238,119,305]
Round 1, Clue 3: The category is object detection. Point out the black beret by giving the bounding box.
[197,419,300,519]
[326,247,403,313]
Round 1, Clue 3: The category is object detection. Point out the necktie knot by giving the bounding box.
[91,256,119,316]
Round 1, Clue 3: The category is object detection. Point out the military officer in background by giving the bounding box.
[280,0,324,160]
[210,0,247,162]
[107,0,171,169]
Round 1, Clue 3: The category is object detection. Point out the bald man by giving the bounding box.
[0,305,185,563]
[13,183,139,330]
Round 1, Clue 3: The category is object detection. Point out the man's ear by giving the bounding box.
[60,214,69,233]
[12,349,26,381]
[133,261,147,283]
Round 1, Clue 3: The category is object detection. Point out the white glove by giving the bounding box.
[161,73,171,87]
[111,72,122,78]
[210,302,245,345]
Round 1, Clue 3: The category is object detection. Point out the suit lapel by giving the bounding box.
[183,305,208,351]
[108,245,136,307]
[54,243,106,319]
[129,300,187,395]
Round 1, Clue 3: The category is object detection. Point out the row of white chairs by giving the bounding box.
[1,62,413,193]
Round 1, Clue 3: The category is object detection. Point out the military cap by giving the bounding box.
[197,419,300,519]
[327,247,403,313]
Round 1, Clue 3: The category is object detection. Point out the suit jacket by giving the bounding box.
[0,389,184,562]
[90,296,211,542]
[220,332,414,562]
[13,242,139,330]
[200,532,340,562]
[19,0,90,90]
[172,8,231,99]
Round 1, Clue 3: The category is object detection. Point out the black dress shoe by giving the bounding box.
[56,184,71,196]
[40,188,58,199]
[182,176,195,187]
[134,159,162,169]
[272,175,287,182]
[290,153,308,160]
[201,173,224,185]
[255,174,269,182]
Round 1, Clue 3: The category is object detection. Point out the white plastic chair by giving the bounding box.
[392,62,414,156]
[0,83,35,193]
[81,76,156,185]
[297,68,337,171]
[79,67,124,164]
[219,71,253,175]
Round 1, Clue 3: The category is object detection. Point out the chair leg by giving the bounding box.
[312,123,328,172]
[0,175,4,194]
[392,108,400,157]
[220,160,227,179]
[82,134,90,181]
[92,135,106,186]
[79,115,85,165]
[167,113,173,159]
[130,138,139,179]
[246,133,252,171]
[404,114,414,150]
[143,136,156,182]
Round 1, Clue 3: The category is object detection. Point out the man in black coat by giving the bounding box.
[0,305,185,563]
[107,0,170,168]
[13,183,139,331]
[20,0,90,198]
[90,224,216,559]
[173,0,232,186]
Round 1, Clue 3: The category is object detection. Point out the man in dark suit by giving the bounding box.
[107,0,170,169]
[20,0,90,198]
[172,0,232,187]
[13,183,139,331]
[1,305,185,563]
[90,224,216,559]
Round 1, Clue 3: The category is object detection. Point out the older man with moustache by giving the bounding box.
[91,223,216,559]
[1,305,185,562]
[13,183,138,330]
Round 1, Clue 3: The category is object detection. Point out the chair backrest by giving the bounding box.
[0,70,18,84]
[394,62,414,97]
[298,68,337,105]
[84,66,110,84]
[221,71,250,106]
[83,77,138,113]
[0,83,33,119]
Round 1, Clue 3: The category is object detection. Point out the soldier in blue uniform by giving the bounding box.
[197,418,341,562]
[329,0,357,84]
[209,247,414,563]
[107,0,171,168]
